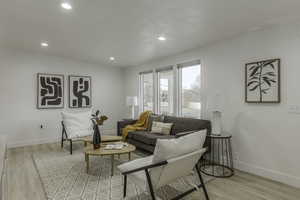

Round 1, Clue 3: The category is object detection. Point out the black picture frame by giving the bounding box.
[245,59,281,103]
[68,75,92,108]
[37,73,64,109]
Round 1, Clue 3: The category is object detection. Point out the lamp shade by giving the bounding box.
[126,96,138,106]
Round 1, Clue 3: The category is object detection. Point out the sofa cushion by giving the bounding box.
[128,131,175,145]
[127,139,156,152]
[164,116,211,135]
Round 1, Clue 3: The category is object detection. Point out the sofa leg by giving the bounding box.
[70,140,73,155]
[123,175,127,198]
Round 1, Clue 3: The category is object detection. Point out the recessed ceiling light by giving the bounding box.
[41,42,49,47]
[61,2,72,10]
[157,36,166,41]
[109,57,115,61]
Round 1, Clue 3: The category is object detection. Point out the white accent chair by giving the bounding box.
[118,131,209,200]
[61,110,93,154]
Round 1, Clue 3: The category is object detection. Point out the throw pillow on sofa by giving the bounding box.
[147,114,164,131]
[151,121,173,135]
[152,130,207,163]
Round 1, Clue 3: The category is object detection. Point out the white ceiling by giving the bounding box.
[1,0,300,67]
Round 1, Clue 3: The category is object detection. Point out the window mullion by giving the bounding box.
[138,74,143,113]
[178,68,182,117]
[153,70,158,114]
[157,71,161,114]
[173,65,178,116]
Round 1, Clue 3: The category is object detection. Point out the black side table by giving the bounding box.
[200,134,234,178]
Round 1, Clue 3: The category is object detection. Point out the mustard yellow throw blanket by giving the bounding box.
[122,110,152,140]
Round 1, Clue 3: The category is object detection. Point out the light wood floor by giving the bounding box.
[6,143,300,200]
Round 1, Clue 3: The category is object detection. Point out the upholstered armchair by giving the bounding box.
[118,131,210,200]
[61,110,93,154]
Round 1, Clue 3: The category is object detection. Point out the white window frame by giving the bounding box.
[138,59,203,118]
[177,60,202,118]
[139,70,155,113]
[156,66,175,115]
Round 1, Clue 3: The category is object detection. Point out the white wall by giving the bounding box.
[124,23,300,187]
[0,49,125,147]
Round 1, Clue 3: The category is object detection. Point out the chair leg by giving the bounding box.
[145,169,156,200]
[61,130,64,148]
[196,165,209,200]
[123,175,127,198]
[70,140,73,155]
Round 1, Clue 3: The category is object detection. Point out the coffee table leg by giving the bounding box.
[111,155,114,176]
[86,154,89,173]
[129,152,131,160]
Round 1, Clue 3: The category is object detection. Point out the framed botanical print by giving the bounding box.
[245,59,280,103]
[69,75,92,108]
[37,73,64,109]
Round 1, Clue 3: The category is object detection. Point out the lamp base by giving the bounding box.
[131,105,135,119]
[211,111,222,136]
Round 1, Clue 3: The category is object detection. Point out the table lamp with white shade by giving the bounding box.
[126,96,138,119]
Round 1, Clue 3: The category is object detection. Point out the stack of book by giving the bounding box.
[104,142,128,150]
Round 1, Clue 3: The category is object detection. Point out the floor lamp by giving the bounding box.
[126,96,138,119]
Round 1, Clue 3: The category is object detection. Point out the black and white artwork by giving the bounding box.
[245,59,280,103]
[69,75,92,108]
[37,73,64,109]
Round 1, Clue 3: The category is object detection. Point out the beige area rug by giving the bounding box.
[32,143,213,200]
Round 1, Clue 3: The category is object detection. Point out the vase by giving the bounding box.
[93,124,101,149]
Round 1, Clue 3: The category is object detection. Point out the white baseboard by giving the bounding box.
[235,160,300,188]
[7,129,117,148]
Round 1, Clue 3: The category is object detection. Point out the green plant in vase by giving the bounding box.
[91,110,108,149]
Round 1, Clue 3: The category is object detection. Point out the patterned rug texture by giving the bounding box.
[32,143,213,200]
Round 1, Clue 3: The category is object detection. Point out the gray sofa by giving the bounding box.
[117,116,211,153]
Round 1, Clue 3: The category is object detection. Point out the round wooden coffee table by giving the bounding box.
[81,135,122,146]
[84,142,136,176]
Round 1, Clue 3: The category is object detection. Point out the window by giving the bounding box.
[140,72,154,112]
[178,62,201,118]
[157,68,174,115]
[138,60,202,118]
